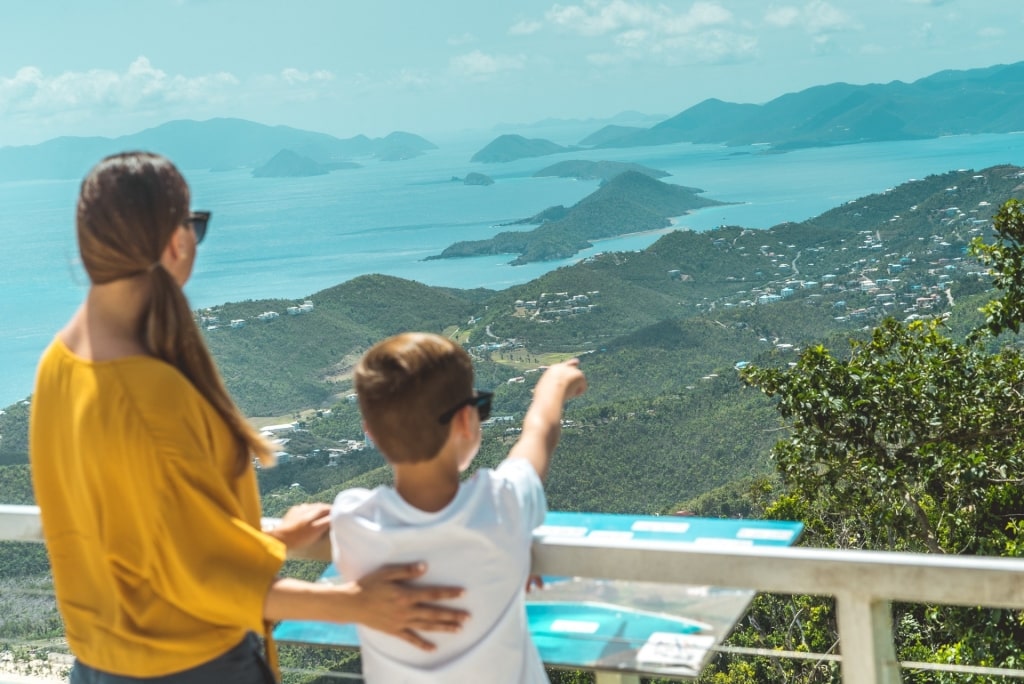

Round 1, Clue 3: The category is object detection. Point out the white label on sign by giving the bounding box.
[550,619,601,634]
[736,527,796,541]
[631,520,691,534]
[636,632,715,669]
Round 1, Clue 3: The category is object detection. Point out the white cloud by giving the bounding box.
[646,30,758,65]
[547,0,663,36]
[509,20,543,35]
[547,0,730,37]
[537,1,752,65]
[450,51,527,79]
[614,29,649,49]
[763,1,857,35]
[803,1,856,33]
[764,7,801,28]
[281,68,334,85]
[0,57,239,119]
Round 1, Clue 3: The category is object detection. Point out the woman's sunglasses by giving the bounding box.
[188,210,211,245]
[438,390,494,424]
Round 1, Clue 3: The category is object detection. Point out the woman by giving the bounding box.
[29,151,467,683]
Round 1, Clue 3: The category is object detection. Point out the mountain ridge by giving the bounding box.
[0,118,437,181]
[588,61,1024,150]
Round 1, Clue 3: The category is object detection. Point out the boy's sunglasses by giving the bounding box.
[188,210,211,245]
[438,390,493,424]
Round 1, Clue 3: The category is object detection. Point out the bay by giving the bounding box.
[2,132,1024,406]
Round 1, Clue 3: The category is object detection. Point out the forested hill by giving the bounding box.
[430,171,728,265]
[586,60,1024,150]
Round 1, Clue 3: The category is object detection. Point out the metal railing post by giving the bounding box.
[836,594,901,684]
[0,504,42,542]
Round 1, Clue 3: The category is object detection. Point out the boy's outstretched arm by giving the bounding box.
[506,359,587,481]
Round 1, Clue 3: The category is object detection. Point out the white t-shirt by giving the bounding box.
[330,458,549,684]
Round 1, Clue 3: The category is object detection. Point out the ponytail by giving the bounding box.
[145,265,276,471]
[78,152,274,473]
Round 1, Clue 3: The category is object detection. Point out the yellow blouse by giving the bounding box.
[30,338,286,677]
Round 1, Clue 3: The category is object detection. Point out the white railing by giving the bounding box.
[6,504,1024,683]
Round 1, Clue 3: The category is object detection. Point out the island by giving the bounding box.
[428,171,729,265]
[463,172,495,186]
[470,134,574,163]
[252,149,330,178]
[533,160,669,182]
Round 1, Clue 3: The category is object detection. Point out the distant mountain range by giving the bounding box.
[0,118,437,181]
[585,61,1024,150]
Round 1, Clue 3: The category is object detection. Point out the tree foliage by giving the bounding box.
[732,198,1024,680]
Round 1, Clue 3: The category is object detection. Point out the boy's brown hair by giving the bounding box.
[354,332,474,464]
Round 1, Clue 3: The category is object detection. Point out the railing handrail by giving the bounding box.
[531,534,1024,609]
[7,505,1024,684]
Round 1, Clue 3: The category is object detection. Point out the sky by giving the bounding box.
[0,0,1021,147]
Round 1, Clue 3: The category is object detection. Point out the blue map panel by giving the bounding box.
[274,512,803,679]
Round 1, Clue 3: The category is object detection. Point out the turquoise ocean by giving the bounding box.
[3,131,1024,406]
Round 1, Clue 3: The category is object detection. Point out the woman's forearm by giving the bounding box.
[262,564,468,651]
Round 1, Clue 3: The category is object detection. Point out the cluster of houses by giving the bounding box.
[470,338,524,356]
[199,300,315,331]
[703,194,1001,330]
[513,291,599,320]
[255,415,367,467]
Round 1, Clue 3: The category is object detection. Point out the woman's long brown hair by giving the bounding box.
[76,151,274,471]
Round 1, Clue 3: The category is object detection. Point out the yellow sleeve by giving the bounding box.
[96,382,286,635]
[147,453,286,632]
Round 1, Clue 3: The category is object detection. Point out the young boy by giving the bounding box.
[330,332,587,683]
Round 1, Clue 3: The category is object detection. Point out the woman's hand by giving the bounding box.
[265,502,330,550]
[266,564,467,651]
[342,562,469,650]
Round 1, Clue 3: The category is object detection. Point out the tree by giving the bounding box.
[730,198,1024,679]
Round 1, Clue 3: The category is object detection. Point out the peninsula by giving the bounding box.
[428,171,728,265]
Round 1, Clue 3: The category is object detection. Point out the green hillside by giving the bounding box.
[201,274,482,415]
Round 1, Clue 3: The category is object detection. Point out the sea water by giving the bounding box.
[3,132,1024,406]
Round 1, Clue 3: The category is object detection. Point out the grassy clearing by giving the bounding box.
[488,348,581,371]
